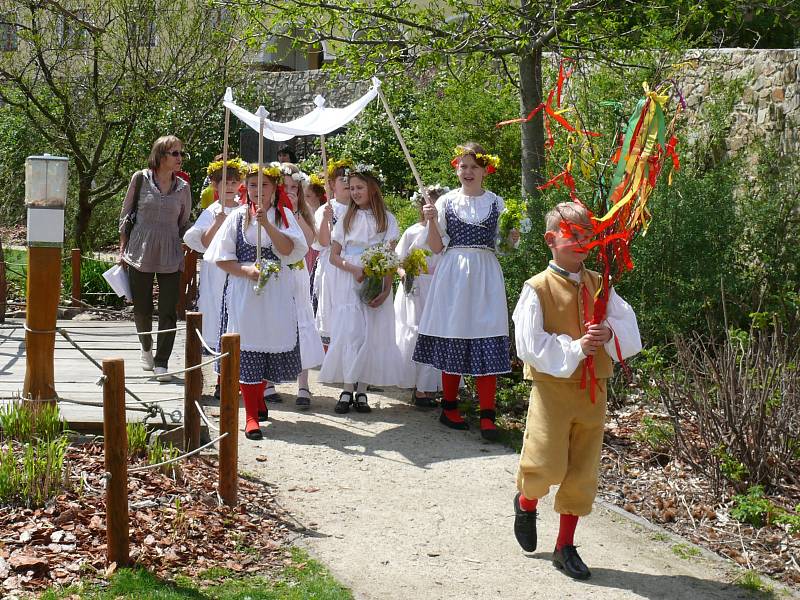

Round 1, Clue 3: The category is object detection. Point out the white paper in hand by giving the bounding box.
[102,264,132,301]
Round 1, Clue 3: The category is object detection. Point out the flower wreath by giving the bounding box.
[308,173,326,188]
[450,145,501,174]
[349,163,386,185]
[207,157,248,177]
[410,183,450,205]
[246,162,282,180]
[326,158,354,177]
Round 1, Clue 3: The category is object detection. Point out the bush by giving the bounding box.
[0,400,65,444]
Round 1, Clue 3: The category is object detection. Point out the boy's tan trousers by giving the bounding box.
[516,378,607,516]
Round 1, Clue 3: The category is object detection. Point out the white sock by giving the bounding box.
[356,381,368,393]
[343,383,355,393]
[297,370,309,391]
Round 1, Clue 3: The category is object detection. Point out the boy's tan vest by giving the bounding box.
[522,267,613,382]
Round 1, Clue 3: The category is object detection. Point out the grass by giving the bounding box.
[671,543,702,559]
[733,570,776,598]
[42,548,352,599]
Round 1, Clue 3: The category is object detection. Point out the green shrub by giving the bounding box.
[634,416,674,453]
[147,438,181,476]
[730,485,777,527]
[0,400,65,443]
[127,422,149,458]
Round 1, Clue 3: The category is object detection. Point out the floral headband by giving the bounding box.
[326,158,354,177]
[410,183,450,205]
[246,161,282,180]
[308,173,326,188]
[349,163,385,185]
[450,145,500,174]
[207,157,248,177]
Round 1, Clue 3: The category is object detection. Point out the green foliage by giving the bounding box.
[384,193,420,233]
[733,570,775,596]
[634,416,675,453]
[0,400,65,444]
[147,438,181,476]
[42,547,353,599]
[671,543,701,559]
[0,437,69,508]
[127,422,149,459]
[713,445,749,483]
[730,485,776,527]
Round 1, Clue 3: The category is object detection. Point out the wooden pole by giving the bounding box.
[70,248,81,308]
[256,108,265,266]
[102,358,129,567]
[320,134,328,180]
[0,237,6,324]
[23,246,61,402]
[184,312,202,451]
[218,332,240,507]
[375,86,430,203]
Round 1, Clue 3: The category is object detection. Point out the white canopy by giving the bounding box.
[224,77,381,141]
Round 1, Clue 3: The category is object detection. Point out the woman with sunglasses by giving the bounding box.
[119,135,193,381]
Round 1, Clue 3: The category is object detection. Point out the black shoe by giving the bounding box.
[439,400,469,430]
[258,409,269,422]
[553,545,591,580]
[296,388,311,409]
[335,391,353,414]
[513,493,537,552]
[480,409,500,441]
[213,384,220,399]
[412,389,438,408]
[264,386,282,403]
[354,392,371,413]
[245,428,263,441]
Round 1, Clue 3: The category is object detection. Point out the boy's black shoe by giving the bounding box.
[513,492,537,551]
[553,545,591,580]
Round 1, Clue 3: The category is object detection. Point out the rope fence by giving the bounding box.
[128,432,228,474]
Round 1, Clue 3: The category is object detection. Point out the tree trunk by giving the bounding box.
[74,181,93,251]
[519,48,545,198]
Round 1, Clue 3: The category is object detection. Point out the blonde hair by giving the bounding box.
[343,173,388,235]
[545,202,592,233]
[148,135,183,171]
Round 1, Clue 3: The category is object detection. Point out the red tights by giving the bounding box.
[240,382,265,435]
[441,373,497,431]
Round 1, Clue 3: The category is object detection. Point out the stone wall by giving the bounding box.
[679,48,799,156]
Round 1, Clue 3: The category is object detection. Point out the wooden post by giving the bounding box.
[218,333,239,507]
[0,237,6,324]
[23,246,61,402]
[70,248,81,307]
[102,358,129,567]
[184,312,202,451]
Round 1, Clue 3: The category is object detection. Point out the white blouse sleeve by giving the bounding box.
[603,288,643,361]
[273,209,309,265]
[386,213,400,245]
[395,230,411,261]
[312,204,327,251]
[182,207,215,253]
[330,216,346,247]
[205,211,239,264]
[425,195,450,252]
[512,284,586,378]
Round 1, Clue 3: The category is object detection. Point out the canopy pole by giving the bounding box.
[221,104,230,206]
[256,107,266,266]
[376,86,429,204]
[320,134,329,201]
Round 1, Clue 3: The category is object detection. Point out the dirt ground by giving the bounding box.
[216,370,783,600]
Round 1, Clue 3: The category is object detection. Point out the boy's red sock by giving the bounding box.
[556,514,579,550]
[240,382,266,435]
[476,375,497,432]
[519,495,538,512]
[441,372,464,423]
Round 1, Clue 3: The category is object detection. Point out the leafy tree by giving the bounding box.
[243,0,702,196]
[0,0,251,249]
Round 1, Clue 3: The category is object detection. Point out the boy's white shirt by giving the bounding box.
[512,270,642,378]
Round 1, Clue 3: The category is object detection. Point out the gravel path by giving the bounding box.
[228,371,764,600]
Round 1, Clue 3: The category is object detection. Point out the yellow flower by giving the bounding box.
[309,173,325,187]
[207,157,248,177]
[247,162,282,180]
[326,158,354,177]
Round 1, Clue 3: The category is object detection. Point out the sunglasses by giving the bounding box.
[164,150,190,159]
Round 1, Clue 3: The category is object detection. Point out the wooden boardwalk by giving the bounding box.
[0,318,190,428]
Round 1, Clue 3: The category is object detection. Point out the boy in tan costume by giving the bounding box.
[511,202,642,579]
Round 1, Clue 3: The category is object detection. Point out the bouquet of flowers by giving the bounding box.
[497,197,532,253]
[288,259,305,271]
[359,243,400,304]
[401,248,431,294]
[253,260,281,295]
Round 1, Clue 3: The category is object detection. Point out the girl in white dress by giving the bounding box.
[318,168,410,413]
[312,158,353,346]
[183,158,247,392]
[206,165,308,440]
[413,142,519,441]
[280,163,325,408]
[394,184,449,407]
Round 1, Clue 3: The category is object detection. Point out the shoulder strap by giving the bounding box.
[131,170,144,213]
